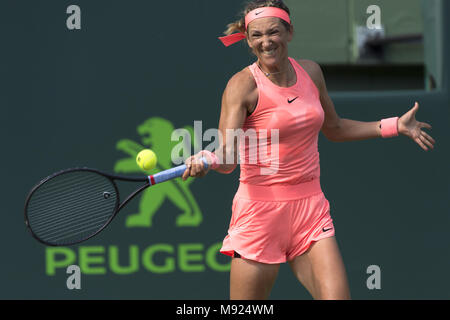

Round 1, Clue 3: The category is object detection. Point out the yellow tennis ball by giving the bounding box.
[136,149,157,171]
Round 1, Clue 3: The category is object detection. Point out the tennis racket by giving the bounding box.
[24,158,208,246]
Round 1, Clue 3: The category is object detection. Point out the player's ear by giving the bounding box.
[246,32,253,49]
[287,25,294,42]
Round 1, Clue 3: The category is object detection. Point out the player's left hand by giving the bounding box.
[398,102,435,151]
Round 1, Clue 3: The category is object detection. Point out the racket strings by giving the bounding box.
[28,191,113,227]
[26,170,118,245]
[29,173,102,200]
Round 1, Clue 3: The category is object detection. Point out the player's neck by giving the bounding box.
[257,57,295,87]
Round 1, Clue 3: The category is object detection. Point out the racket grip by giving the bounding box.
[148,157,209,185]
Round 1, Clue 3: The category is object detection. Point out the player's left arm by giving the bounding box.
[299,59,435,151]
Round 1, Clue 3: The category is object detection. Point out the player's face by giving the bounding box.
[246,17,293,68]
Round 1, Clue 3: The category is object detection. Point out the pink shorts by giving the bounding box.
[220,179,335,264]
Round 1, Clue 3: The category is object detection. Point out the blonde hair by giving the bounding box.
[224,0,291,36]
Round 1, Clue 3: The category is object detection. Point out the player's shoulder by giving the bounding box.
[223,67,257,102]
[226,67,257,92]
[295,59,325,90]
[295,59,322,74]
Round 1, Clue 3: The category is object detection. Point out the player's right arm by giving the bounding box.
[182,69,257,179]
[215,69,257,174]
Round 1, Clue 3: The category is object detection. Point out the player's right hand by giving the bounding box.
[182,153,211,181]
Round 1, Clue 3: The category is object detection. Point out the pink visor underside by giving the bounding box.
[218,7,291,47]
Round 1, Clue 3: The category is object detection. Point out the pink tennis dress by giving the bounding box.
[220,58,335,264]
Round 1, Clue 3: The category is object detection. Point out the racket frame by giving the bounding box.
[24,167,149,246]
[24,157,207,246]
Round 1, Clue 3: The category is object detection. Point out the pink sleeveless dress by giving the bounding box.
[220,58,335,263]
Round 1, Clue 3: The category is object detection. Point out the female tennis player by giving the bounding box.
[182,0,435,300]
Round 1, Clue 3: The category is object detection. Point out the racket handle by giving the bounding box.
[148,157,209,185]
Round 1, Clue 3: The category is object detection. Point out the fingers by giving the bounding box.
[410,102,419,115]
[415,136,429,151]
[182,155,209,181]
[416,132,435,151]
[417,121,435,151]
[182,157,193,181]
[421,122,432,130]
[190,157,207,177]
[182,166,190,181]
[420,131,435,150]
[421,130,435,144]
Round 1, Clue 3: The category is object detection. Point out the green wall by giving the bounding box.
[1,0,449,299]
[286,0,424,64]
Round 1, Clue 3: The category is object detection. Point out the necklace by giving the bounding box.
[257,62,283,77]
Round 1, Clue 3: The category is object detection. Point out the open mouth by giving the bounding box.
[261,48,277,57]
